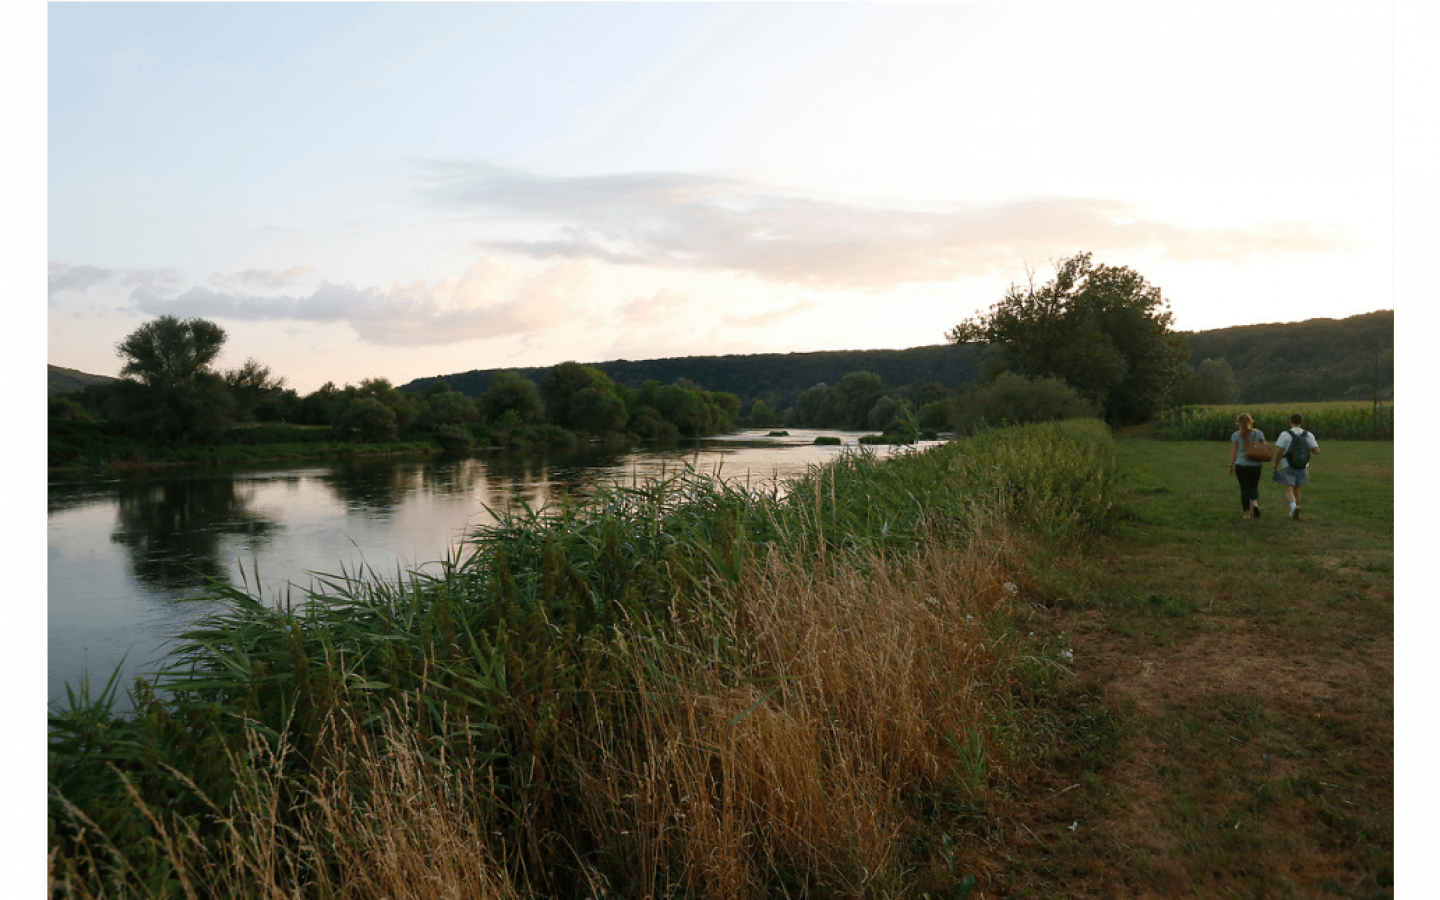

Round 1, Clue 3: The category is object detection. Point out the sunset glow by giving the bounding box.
[43,2,1394,393]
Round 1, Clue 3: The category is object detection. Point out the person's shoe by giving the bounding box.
[1292,507,1300,520]
[1253,505,1261,518]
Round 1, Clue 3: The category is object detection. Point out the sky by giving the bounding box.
[40,1,1398,395]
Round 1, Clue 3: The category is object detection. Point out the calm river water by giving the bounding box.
[48,430,932,711]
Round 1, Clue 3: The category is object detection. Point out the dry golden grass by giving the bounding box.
[49,704,521,900]
[569,519,1023,900]
[51,520,1027,900]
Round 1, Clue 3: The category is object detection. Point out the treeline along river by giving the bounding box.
[48,430,934,711]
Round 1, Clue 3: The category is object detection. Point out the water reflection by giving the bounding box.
[109,476,279,591]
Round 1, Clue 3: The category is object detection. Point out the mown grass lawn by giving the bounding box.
[1000,437,1394,899]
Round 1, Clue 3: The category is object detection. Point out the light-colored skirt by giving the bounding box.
[1272,466,1309,487]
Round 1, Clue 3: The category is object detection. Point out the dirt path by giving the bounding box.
[967,440,1394,899]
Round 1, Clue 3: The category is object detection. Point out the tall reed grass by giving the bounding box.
[1156,401,1393,441]
[49,420,1122,899]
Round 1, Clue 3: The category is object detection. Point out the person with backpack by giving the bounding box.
[1228,412,1269,519]
[1272,413,1321,519]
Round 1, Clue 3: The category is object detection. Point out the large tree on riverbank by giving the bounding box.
[947,253,1189,425]
[113,315,236,442]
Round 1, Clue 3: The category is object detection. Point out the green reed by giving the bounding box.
[49,420,1124,898]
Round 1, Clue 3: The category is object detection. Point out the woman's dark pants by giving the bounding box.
[1235,464,1262,510]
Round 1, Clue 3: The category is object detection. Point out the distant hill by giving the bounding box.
[400,344,989,411]
[1182,309,1392,403]
[400,310,1393,410]
[48,365,119,397]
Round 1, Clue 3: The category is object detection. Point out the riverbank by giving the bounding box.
[46,424,1394,898]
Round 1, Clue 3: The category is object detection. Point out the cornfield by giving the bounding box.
[1156,402,1393,441]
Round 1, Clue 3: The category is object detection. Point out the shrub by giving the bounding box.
[954,372,1098,436]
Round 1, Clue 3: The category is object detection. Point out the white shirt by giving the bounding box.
[1274,427,1318,467]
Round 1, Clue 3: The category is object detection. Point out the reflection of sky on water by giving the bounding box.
[48,434,931,710]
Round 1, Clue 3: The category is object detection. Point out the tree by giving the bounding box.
[113,315,236,442]
[540,362,627,435]
[947,253,1190,425]
[223,358,288,421]
[747,399,778,427]
[337,397,399,443]
[1179,358,1240,406]
[478,371,546,425]
[117,315,227,389]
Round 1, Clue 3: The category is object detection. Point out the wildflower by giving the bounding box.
[1003,582,1018,595]
[1060,648,1074,661]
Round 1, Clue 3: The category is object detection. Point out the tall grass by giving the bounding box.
[1156,401,1393,441]
[49,420,1123,899]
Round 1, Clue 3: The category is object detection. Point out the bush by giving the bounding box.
[955,372,1099,436]
[49,396,91,421]
[434,423,475,452]
[337,397,400,443]
[918,399,952,430]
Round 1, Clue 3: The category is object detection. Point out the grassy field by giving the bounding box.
[987,435,1394,898]
[46,423,1393,899]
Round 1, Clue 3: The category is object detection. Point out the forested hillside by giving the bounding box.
[402,309,1393,411]
[48,365,118,396]
[1183,309,1392,403]
[402,344,988,412]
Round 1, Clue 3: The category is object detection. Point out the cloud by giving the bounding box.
[49,261,116,295]
[132,257,601,347]
[48,262,185,299]
[420,166,1356,290]
[207,266,316,290]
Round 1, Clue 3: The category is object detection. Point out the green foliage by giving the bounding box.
[347,377,419,432]
[49,420,1124,897]
[434,423,475,452]
[402,343,986,417]
[1182,310,1392,404]
[1156,402,1393,441]
[1177,357,1241,406]
[337,397,400,443]
[418,388,480,430]
[541,362,628,435]
[948,252,1190,425]
[109,315,240,443]
[116,315,227,389]
[222,358,289,422]
[919,399,953,430]
[747,399,779,427]
[954,371,1099,436]
[49,396,91,421]
[478,370,546,425]
[834,371,886,429]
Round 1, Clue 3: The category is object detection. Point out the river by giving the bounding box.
[47,430,933,711]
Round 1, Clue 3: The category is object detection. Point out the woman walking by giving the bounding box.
[1228,413,1267,519]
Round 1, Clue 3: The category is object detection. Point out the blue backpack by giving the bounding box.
[1284,429,1312,469]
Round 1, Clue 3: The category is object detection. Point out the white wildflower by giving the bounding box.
[1060,648,1074,661]
[1003,582,1018,595]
